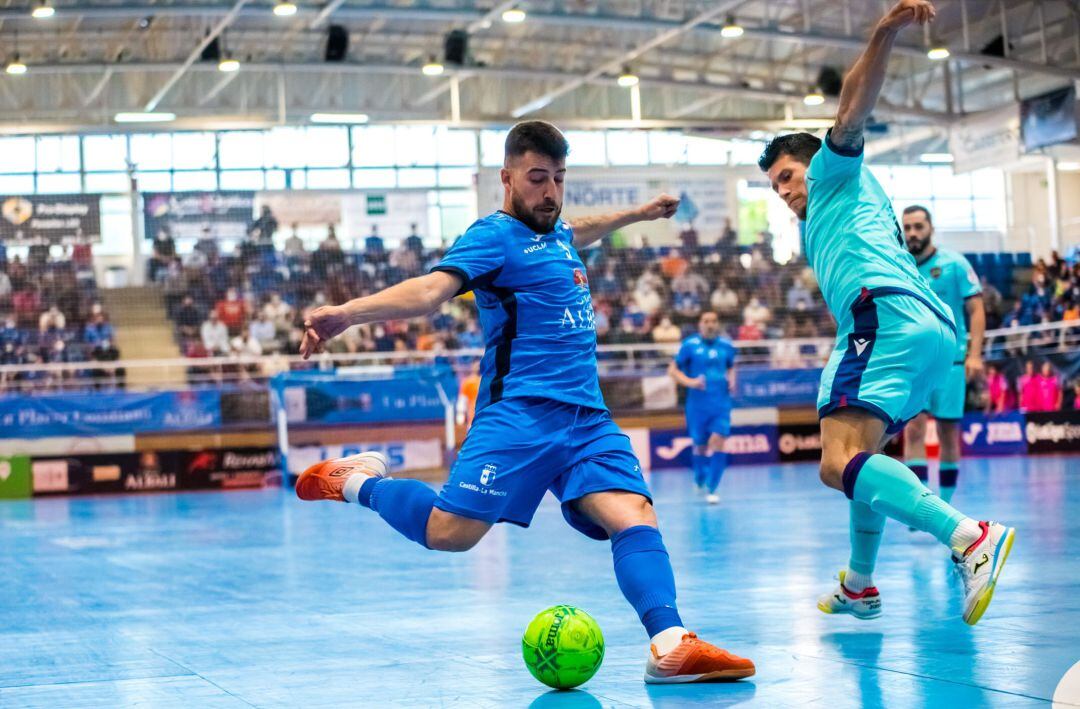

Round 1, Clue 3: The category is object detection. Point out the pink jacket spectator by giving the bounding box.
[1036,374,1061,412]
[1018,374,1041,412]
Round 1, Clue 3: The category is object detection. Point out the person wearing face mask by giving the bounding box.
[293,121,755,684]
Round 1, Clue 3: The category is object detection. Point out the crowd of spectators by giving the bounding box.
[0,237,123,391]
[1000,251,1080,329]
[981,359,1078,413]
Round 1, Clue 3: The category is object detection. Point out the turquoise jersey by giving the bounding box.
[916,247,981,362]
[804,132,953,331]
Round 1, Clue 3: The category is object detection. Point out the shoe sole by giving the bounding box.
[816,601,881,620]
[644,667,756,684]
[964,526,1015,626]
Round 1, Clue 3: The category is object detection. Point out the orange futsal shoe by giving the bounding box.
[644,632,755,684]
[294,451,389,502]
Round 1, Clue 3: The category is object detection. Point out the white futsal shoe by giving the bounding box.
[817,570,883,620]
[705,493,720,505]
[954,521,1015,625]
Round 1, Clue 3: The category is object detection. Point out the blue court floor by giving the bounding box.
[1,455,1077,708]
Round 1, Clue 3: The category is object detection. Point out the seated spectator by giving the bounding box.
[194,226,219,261]
[214,288,247,335]
[262,292,293,333]
[200,311,230,356]
[390,242,421,277]
[1036,361,1063,411]
[248,312,279,353]
[38,304,66,333]
[671,267,709,300]
[364,225,386,260]
[786,278,814,312]
[149,228,176,282]
[175,295,202,341]
[404,223,424,255]
[83,312,115,346]
[651,316,682,344]
[27,238,50,272]
[737,316,763,341]
[632,281,663,318]
[710,281,739,317]
[1,341,23,365]
[1001,301,1027,328]
[70,232,93,270]
[13,288,41,327]
[0,316,22,347]
[742,296,771,329]
[673,291,702,321]
[90,338,124,390]
[284,224,305,259]
[592,264,621,298]
[0,269,12,302]
[660,248,688,280]
[230,333,263,357]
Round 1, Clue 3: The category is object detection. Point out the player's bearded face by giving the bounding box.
[503,153,565,234]
[903,215,933,255]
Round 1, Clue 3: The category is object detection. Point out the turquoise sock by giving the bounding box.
[939,462,959,503]
[848,500,885,575]
[843,453,965,547]
[706,452,727,493]
[691,453,708,488]
[907,458,928,483]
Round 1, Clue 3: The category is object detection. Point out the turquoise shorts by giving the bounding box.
[925,362,967,421]
[818,287,957,435]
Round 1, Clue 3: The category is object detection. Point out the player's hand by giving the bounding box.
[879,0,935,31]
[299,305,350,359]
[637,194,679,222]
[964,354,985,382]
[691,376,707,390]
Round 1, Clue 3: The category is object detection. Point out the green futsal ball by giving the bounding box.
[522,605,604,689]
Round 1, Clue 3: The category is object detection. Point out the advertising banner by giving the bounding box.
[649,425,778,470]
[0,455,31,499]
[478,166,728,245]
[959,412,1027,456]
[949,105,1022,174]
[0,194,101,244]
[30,448,278,495]
[0,390,221,438]
[340,191,429,245]
[275,370,453,425]
[735,367,822,408]
[286,440,442,476]
[1024,411,1080,454]
[143,191,255,240]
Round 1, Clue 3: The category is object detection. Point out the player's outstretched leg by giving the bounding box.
[703,433,727,505]
[821,412,1015,625]
[296,450,489,550]
[818,501,884,619]
[573,492,755,683]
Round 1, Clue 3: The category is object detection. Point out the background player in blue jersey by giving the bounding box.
[901,205,985,510]
[295,121,755,683]
[757,0,1013,626]
[669,311,736,504]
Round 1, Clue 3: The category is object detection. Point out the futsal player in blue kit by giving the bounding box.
[669,311,736,504]
[758,0,1013,625]
[296,121,755,683]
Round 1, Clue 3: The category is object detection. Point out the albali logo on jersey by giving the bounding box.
[649,426,778,469]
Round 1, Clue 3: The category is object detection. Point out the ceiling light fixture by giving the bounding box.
[5,55,27,75]
[617,68,639,88]
[273,1,298,16]
[218,56,240,72]
[502,7,526,23]
[803,89,825,106]
[310,112,370,124]
[114,111,176,123]
[422,57,444,76]
[720,15,743,38]
[31,2,54,19]
[927,46,950,60]
[919,152,954,163]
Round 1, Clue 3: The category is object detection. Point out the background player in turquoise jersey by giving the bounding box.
[901,205,986,508]
[669,311,736,505]
[757,0,1013,626]
[294,121,755,683]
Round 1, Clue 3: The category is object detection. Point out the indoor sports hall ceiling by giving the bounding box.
[0,0,1077,141]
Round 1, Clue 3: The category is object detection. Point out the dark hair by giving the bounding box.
[758,132,822,171]
[903,204,933,225]
[505,121,569,164]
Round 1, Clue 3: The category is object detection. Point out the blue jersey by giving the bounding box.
[675,334,736,411]
[917,247,981,361]
[432,211,603,413]
[804,132,953,331]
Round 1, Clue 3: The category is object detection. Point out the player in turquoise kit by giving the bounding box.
[669,312,736,504]
[758,0,1012,625]
[901,205,985,510]
[295,121,755,683]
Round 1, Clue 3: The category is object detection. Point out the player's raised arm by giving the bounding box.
[570,194,679,250]
[299,270,462,359]
[830,0,936,152]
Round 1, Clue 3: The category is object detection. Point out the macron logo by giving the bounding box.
[853,338,871,357]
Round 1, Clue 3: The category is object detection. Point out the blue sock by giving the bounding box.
[843,453,964,547]
[611,525,683,637]
[691,453,708,488]
[848,501,885,575]
[907,459,928,483]
[939,462,959,503]
[360,478,436,548]
[706,452,728,493]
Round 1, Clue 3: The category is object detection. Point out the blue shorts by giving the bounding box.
[818,288,957,435]
[434,397,651,540]
[925,362,966,420]
[685,406,731,446]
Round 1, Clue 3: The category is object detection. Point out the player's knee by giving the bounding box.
[819,444,856,491]
[425,511,489,552]
[426,527,483,552]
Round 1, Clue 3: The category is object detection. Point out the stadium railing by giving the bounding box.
[0,320,1076,393]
